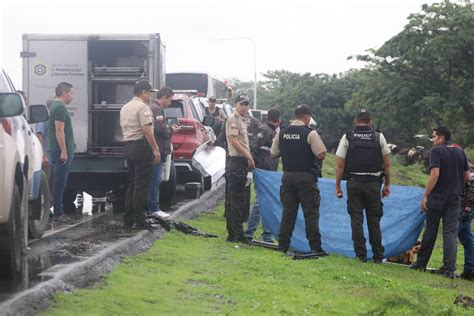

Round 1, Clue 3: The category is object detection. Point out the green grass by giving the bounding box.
[45,206,474,315]
[44,153,473,315]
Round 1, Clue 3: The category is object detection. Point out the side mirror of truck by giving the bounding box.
[0,93,24,118]
[202,115,216,127]
[29,104,49,123]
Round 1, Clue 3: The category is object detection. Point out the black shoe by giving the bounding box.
[236,236,252,244]
[410,263,426,271]
[460,271,474,281]
[373,258,383,264]
[356,256,367,263]
[225,235,236,242]
[311,249,329,257]
[431,268,456,279]
[278,246,289,254]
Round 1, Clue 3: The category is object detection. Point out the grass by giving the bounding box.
[45,206,474,315]
[44,153,474,315]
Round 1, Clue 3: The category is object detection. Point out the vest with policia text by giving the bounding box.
[279,124,316,174]
[344,126,383,174]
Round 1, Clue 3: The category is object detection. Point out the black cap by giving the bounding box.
[355,109,371,122]
[234,94,250,105]
[133,80,158,95]
[208,96,217,102]
[294,104,312,116]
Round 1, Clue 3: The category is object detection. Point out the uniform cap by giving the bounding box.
[234,94,250,105]
[294,104,312,116]
[355,109,371,122]
[133,80,158,94]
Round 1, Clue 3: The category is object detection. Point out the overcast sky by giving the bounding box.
[0,0,439,88]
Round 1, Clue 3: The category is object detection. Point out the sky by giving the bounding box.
[0,0,441,88]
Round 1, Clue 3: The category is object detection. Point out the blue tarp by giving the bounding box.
[253,168,426,258]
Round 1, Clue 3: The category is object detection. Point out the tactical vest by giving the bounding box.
[344,126,383,173]
[279,125,315,173]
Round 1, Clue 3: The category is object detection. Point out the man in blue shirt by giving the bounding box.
[412,126,470,278]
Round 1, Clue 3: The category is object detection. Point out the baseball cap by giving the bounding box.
[294,104,312,116]
[133,80,158,95]
[355,109,371,122]
[234,94,250,105]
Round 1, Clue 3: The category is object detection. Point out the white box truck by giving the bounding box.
[22,34,176,211]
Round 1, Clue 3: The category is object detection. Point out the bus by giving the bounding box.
[166,72,231,100]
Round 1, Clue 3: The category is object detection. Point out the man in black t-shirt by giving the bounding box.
[412,126,470,278]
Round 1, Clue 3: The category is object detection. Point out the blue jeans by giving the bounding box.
[147,161,164,212]
[245,194,273,242]
[48,150,74,217]
[459,211,474,273]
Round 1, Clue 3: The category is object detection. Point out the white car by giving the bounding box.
[0,68,49,280]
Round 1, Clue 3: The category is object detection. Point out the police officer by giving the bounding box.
[205,96,225,136]
[271,105,327,254]
[335,110,391,263]
[225,94,255,243]
[245,108,281,242]
[120,80,161,229]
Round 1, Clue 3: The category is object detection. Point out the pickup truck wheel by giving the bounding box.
[0,184,25,279]
[160,161,177,207]
[28,171,51,239]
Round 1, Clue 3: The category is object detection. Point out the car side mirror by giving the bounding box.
[29,104,49,123]
[0,93,24,118]
[202,115,216,127]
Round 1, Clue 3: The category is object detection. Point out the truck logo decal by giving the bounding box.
[34,63,47,76]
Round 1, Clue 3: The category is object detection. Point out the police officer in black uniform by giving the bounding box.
[335,110,391,263]
[271,105,327,254]
[245,108,281,242]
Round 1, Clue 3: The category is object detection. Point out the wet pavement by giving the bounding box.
[0,191,188,303]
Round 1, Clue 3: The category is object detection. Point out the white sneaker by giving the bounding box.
[153,210,171,219]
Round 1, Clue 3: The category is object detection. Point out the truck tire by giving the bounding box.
[28,171,51,239]
[160,160,177,207]
[0,184,25,279]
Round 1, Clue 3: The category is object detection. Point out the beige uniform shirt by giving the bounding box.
[120,97,153,141]
[270,119,326,157]
[226,111,250,157]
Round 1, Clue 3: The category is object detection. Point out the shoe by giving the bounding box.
[262,239,274,244]
[226,235,236,242]
[373,258,383,264]
[311,249,329,257]
[54,214,71,223]
[152,210,171,219]
[460,271,474,281]
[236,236,252,244]
[356,256,367,263]
[430,268,456,279]
[410,263,426,271]
[278,246,289,253]
[132,221,153,230]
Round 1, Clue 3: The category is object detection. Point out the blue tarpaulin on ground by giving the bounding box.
[253,168,426,258]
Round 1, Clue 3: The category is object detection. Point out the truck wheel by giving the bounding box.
[0,184,25,279]
[28,171,51,239]
[160,160,177,207]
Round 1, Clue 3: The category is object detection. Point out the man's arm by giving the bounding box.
[335,156,345,198]
[55,121,67,163]
[465,170,470,183]
[382,154,391,197]
[421,167,440,211]
[229,136,254,169]
[270,131,280,159]
[143,123,160,163]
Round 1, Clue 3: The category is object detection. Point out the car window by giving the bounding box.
[190,99,204,122]
[165,101,184,118]
[0,71,12,93]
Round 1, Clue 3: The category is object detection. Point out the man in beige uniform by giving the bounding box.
[225,94,255,243]
[271,104,327,255]
[120,80,161,229]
